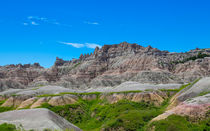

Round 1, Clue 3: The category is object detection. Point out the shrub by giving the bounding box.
[0,123,17,131]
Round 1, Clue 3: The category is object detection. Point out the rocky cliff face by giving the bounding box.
[0,63,45,91]
[1,42,210,91]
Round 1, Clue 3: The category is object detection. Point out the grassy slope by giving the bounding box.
[40,97,169,131]
[147,114,210,131]
[0,123,17,131]
[0,80,209,131]
[0,99,13,113]
[40,95,209,131]
[38,80,209,131]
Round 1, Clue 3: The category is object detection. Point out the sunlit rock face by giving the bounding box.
[1,42,210,91]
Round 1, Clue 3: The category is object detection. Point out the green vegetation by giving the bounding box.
[172,52,210,64]
[31,87,40,90]
[73,62,81,69]
[178,83,191,91]
[0,106,14,113]
[159,89,179,92]
[35,84,45,87]
[40,98,168,131]
[37,90,146,98]
[0,77,207,131]
[199,91,210,96]
[148,114,210,131]
[60,92,101,96]
[0,100,13,113]
[0,123,17,131]
[159,83,191,92]
[0,100,14,113]
[38,91,144,98]
[159,79,200,93]
[108,90,142,94]
[37,92,102,97]
[0,99,6,106]
[0,123,77,131]
[37,79,200,98]
[144,89,154,91]
[37,94,61,97]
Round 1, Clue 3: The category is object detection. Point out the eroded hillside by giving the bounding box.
[0,42,209,131]
[0,42,210,91]
[0,77,209,131]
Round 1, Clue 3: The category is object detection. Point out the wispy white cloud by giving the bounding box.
[59,42,101,49]
[84,21,99,25]
[64,42,85,48]
[23,16,71,27]
[23,22,29,26]
[28,16,47,21]
[85,43,102,48]
[31,21,39,25]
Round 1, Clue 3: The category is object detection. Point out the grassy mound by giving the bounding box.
[148,114,210,131]
[40,98,168,131]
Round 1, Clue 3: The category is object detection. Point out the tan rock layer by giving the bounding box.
[100,92,166,106]
[48,94,78,106]
[30,97,50,108]
[1,91,168,109]
[1,96,30,108]
[17,97,38,109]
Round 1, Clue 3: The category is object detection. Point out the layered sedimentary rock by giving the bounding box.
[152,77,210,121]
[1,42,210,91]
[152,94,210,122]
[0,91,168,109]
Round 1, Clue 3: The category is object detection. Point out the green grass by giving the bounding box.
[37,84,45,87]
[0,123,77,131]
[108,90,142,94]
[199,91,210,96]
[37,91,143,98]
[0,106,14,113]
[31,87,40,90]
[148,114,210,131]
[37,82,200,98]
[159,79,200,93]
[0,99,14,113]
[11,94,20,97]
[60,92,101,96]
[159,89,179,92]
[0,123,17,131]
[0,99,6,106]
[39,98,168,131]
[37,94,61,97]
[178,83,191,91]
[37,92,102,98]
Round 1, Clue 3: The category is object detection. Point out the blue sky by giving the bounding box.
[0,0,210,67]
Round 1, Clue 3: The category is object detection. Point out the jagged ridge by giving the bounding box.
[0,42,210,90]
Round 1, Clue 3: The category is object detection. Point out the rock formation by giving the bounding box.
[0,42,210,91]
[152,77,210,122]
